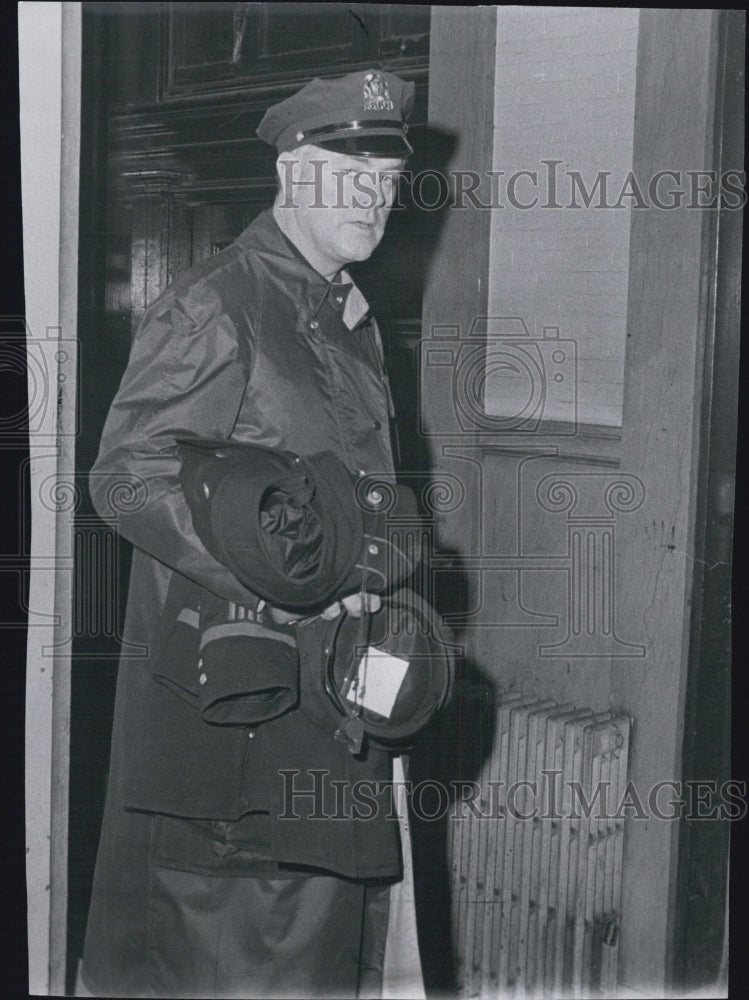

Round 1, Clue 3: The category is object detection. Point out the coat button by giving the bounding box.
[202,482,210,499]
[199,673,207,685]
[197,658,203,669]
[372,420,382,431]
[248,729,256,739]
[309,320,319,331]
[368,543,379,556]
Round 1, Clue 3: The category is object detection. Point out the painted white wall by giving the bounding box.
[487,7,640,428]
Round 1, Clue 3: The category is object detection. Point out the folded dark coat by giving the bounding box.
[177,436,420,610]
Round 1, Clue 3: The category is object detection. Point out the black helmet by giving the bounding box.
[298,588,455,751]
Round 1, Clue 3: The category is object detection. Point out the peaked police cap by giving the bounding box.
[257,69,415,156]
[177,438,420,611]
[297,588,455,748]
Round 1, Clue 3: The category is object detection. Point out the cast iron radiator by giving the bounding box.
[448,693,631,998]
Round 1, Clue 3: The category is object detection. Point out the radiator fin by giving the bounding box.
[448,695,630,998]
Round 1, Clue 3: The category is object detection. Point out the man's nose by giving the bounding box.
[352,171,385,202]
[373,180,390,208]
[357,181,389,218]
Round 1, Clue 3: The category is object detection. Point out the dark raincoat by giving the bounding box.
[81,209,407,997]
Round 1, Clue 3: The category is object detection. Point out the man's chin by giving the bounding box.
[339,234,382,263]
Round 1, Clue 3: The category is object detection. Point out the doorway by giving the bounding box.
[69,3,431,990]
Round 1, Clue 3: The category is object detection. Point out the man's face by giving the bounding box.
[277,146,404,275]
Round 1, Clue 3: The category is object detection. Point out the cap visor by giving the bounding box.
[311,133,412,157]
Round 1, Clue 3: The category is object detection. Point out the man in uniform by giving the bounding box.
[80,70,427,999]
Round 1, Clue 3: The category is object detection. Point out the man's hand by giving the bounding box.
[261,593,381,624]
[321,593,382,620]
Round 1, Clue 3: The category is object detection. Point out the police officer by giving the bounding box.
[80,70,427,999]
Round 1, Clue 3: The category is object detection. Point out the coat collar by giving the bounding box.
[235,208,371,329]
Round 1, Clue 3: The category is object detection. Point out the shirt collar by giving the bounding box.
[335,270,371,331]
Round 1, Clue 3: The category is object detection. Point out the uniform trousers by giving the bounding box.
[147,867,389,1000]
[82,856,391,999]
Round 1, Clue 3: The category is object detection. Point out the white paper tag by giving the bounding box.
[345,646,410,719]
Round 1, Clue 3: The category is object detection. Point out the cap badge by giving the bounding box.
[363,72,394,112]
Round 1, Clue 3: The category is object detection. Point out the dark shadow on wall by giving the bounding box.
[409,654,496,995]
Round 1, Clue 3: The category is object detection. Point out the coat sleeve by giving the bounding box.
[89,279,263,607]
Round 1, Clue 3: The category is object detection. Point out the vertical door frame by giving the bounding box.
[671,8,744,991]
[21,2,81,994]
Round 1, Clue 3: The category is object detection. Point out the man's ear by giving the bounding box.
[274,151,295,205]
[275,151,295,185]
[274,148,310,204]
[275,146,314,181]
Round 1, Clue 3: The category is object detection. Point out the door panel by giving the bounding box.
[190,202,256,263]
